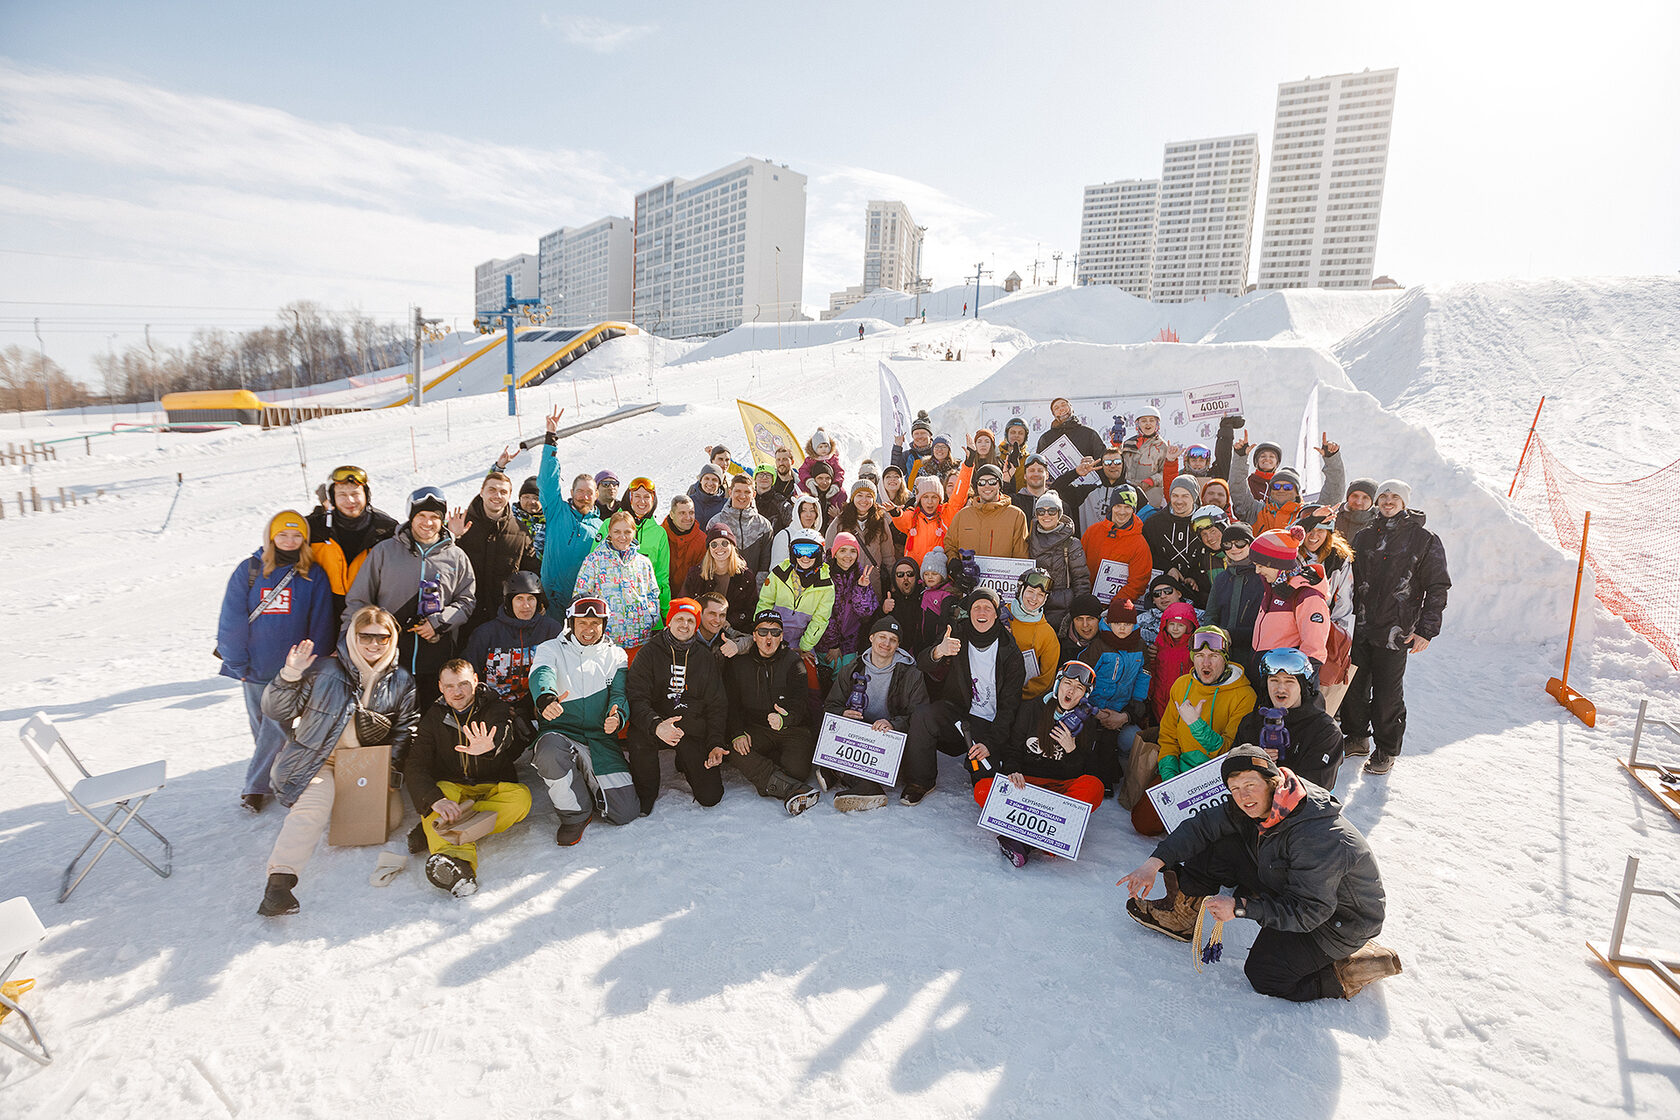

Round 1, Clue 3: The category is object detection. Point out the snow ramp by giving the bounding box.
[390,322,639,404]
[936,339,1584,649]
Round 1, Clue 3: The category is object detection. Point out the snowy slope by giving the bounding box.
[2,281,1679,1119]
[1197,289,1402,347]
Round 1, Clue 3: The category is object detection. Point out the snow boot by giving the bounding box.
[1363,753,1395,775]
[899,784,933,806]
[834,788,888,812]
[766,770,820,816]
[407,820,429,853]
[556,816,591,847]
[997,835,1030,868]
[1343,736,1372,757]
[1125,870,1204,942]
[240,794,266,813]
[257,872,299,917]
[1334,940,1403,998]
[425,853,478,897]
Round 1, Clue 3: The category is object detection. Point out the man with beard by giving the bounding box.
[307,464,399,615]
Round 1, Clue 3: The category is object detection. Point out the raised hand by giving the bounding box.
[459,721,499,756]
[545,405,566,434]
[1175,698,1205,726]
[447,506,472,538]
[882,593,895,613]
[657,715,684,745]
[861,564,875,590]
[284,640,317,675]
[1232,430,1251,456]
[935,626,962,661]
[1164,443,1184,460]
[1318,431,1340,458]
[495,444,519,470]
[602,703,621,735]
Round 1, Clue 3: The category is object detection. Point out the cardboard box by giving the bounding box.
[328,743,403,847]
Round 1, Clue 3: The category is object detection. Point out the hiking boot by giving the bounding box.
[900,784,933,806]
[784,787,820,816]
[407,820,429,853]
[1343,736,1372,757]
[257,872,299,917]
[425,853,478,897]
[240,793,266,814]
[834,790,888,812]
[1334,940,1403,998]
[997,835,1030,868]
[556,817,591,847]
[1364,753,1395,775]
[1125,871,1205,942]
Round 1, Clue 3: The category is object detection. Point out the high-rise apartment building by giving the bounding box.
[1149,134,1259,302]
[862,200,922,294]
[632,157,807,337]
[474,253,539,314]
[1077,178,1159,297]
[1256,68,1399,290]
[537,217,633,326]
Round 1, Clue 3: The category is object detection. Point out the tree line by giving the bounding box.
[0,302,413,411]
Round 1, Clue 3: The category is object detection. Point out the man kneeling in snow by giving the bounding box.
[1119,746,1400,1001]
[405,660,533,897]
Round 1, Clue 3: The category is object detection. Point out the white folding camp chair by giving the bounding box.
[18,712,172,903]
[0,896,50,1064]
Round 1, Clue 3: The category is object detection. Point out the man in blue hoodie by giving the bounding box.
[536,405,604,618]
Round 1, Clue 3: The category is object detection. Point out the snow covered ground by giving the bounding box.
[2,281,1678,1118]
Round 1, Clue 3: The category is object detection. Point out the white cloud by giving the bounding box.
[541,14,657,53]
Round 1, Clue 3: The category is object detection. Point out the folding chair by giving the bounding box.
[18,712,172,903]
[0,896,50,1064]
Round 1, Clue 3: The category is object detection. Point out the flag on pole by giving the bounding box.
[737,399,801,468]
[878,361,914,463]
[1295,384,1325,498]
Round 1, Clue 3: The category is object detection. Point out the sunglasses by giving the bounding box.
[753,626,783,636]
[1270,481,1297,492]
[570,597,609,619]
[356,631,392,643]
[331,466,369,486]
[1190,631,1228,652]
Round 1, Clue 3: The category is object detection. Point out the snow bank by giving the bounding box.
[1197,288,1401,347]
[1335,277,1680,478]
[938,340,1581,647]
[831,283,1009,323]
[671,318,898,365]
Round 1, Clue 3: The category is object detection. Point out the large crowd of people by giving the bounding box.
[217,396,1450,1002]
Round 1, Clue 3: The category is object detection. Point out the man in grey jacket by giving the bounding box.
[1120,746,1400,1001]
[345,485,477,707]
[707,474,774,574]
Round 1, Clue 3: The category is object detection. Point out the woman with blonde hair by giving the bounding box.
[826,479,897,597]
[257,605,418,916]
[573,510,662,653]
[1296,506,1357,713]
[217,510,337,813]
[683,523,759,632]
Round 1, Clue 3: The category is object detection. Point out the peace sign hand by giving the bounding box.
[545,406,566,434]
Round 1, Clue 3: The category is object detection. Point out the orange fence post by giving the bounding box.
[1509,395,1545,497]
[1545,510,1596,727]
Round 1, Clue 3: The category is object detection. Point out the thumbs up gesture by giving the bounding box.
[767,704,788,731]
[936,626,963,661]
[602,703,622,735]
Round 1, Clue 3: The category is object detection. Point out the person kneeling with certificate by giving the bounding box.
[979,660,1106,867]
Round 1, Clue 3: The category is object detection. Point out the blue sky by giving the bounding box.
[2,1,1676,378]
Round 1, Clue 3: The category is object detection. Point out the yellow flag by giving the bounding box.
[736,399,802,468]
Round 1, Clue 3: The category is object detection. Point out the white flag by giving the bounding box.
[1295,384,1324,498]
[878,361,914,463]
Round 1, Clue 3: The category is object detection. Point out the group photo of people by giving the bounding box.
[217,393,1451,1003]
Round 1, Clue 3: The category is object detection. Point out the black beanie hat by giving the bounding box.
[1068,593,1103,621]
[520,476,540,497]
[1221,744,1282,785]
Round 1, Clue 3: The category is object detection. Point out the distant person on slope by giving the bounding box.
[1340,480,1451,776]
[1121,746,1399,1003]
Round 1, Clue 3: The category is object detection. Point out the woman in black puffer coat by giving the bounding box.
[1026,493,1092,633]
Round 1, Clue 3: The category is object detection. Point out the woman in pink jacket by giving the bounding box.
[1248,528,1330,669]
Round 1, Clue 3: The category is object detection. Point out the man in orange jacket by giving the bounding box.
[1081,489,1154,606]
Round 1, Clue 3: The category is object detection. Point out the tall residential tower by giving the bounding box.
[1149,134,1259,302]
[862,200,923,294]
[1077,178,1159,298]
[537,217,633,326]
[1256,68,1399,289]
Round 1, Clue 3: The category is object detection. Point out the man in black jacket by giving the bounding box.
[405,659,533,897]
[1233,648,1344,791]
[625,598,729,814]
[824,615,931,812]
[722,609,821,814]
[451,470,539,641]
[1143,477,1207,605]
[1341,480,1451,775]
[1034,396,1108,461]
[902,587,1026,805]
[1207,524,1264,671]
[1121,746,1400,1002]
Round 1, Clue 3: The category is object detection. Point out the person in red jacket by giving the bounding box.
[1147,602,1198,721]
[1081,489,1153,607]
[892,464,972,566]
[1249,528,1330,669]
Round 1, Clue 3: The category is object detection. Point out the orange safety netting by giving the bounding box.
[1512,434,1680,670]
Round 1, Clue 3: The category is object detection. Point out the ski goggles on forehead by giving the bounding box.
[1190,630,1228,652]
[1020,569,1052,591]
[627,477,655,493]
[331,465,368,486]
[569,597,609,619]
[1059,661,1096,689]
[1192,515,1222,531]
[790,540,822,558]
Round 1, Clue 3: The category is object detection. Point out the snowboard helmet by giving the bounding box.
[502,570,549,616]
[1258,647,1317,694]
[1191,505,1229,533]
[789,527,824,564]
[1017,567,1053,597]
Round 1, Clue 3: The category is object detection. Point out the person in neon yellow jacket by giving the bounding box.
[755,528,834,656]
[1155,625,1258,780]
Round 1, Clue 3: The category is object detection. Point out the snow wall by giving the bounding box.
[933,339,1586,649]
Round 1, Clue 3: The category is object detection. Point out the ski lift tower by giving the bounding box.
[476,274,547,417]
